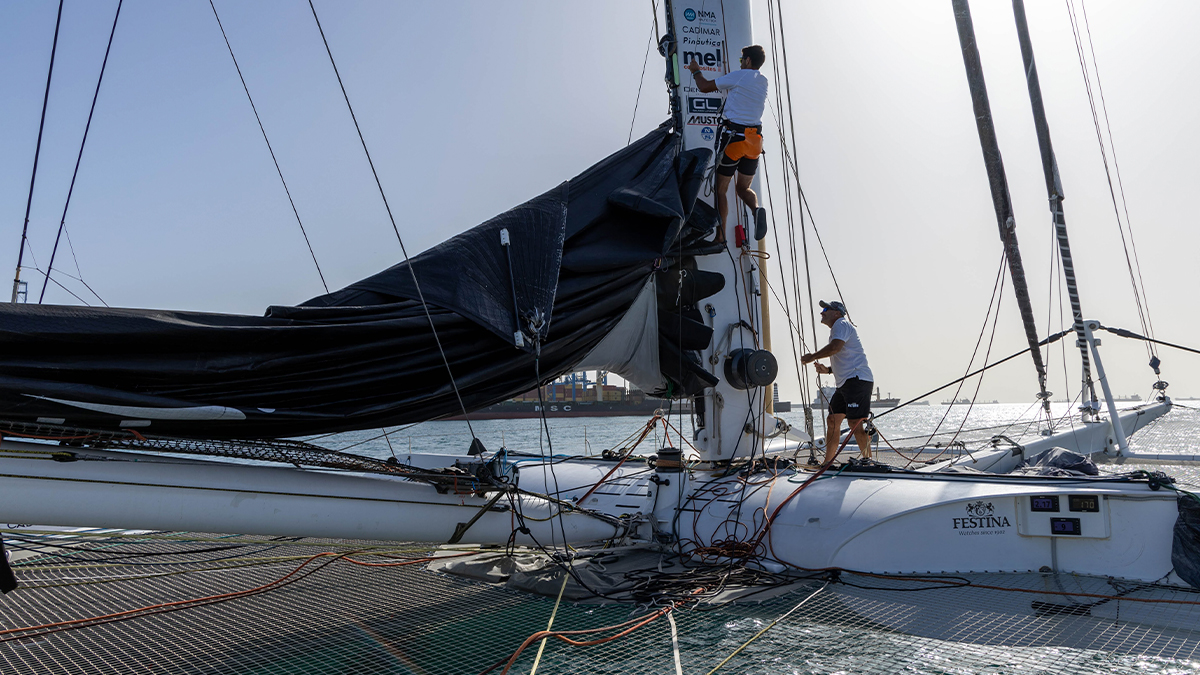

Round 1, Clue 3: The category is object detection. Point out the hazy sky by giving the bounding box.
[1,0,1197,406]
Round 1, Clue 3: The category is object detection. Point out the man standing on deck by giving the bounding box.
[687,45,769,246]
[801,300,875,465]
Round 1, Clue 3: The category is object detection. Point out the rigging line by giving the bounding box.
[1100,326,1200,359]
[762,160,808,408]
[1077,0,1156,343]
[307,0,476,435]
[764,3,836,420]
[12,0,64,304]
[533,354,570,550]
[704,581,828,675]
[763,3,816,420]
[60,229,106,306]
[209,0,328,294]
[946,255,1008,448]
[1043,219,1056,377]
[29,265,88,305]
[914,250,1007,446]
[876,327,1073,421]
[627,1,659,146]
[1055,244,1075,422]
[58,230,108,305]
[764,94,846,331]
[38,264,104,307]
[39,0,122,304]
[1063,0,1153,353]
[771,0,845,323]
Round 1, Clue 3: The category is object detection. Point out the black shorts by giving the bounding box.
[830,377,872,420]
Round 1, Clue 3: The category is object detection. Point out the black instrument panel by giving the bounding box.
[1050,517,1082,535]
[1030,495,1060,512]
[1068,495,1100,513]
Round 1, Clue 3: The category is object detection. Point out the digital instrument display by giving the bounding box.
[1068,495,1100,513]
[1051,518,1082,535]
[1030,495,1060,512]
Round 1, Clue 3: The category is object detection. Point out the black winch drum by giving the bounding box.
[656,447,683,473]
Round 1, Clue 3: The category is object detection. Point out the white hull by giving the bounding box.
[0,445,622,546]
[0,401,1183,590]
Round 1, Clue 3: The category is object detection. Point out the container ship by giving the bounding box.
[447,373,794,419]
[445,372,689,420]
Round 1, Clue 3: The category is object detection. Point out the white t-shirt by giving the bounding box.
[829,317,873,388]
[714,68,769,126]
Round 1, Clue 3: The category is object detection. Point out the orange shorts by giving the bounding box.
[717,127,762,176]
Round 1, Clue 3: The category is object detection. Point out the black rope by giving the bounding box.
[12,0,64,304]
[874,328,1072,420]
[532,352,570,550]
[1077,1,1156,346]
[39,0,122,304]
[761,161,809,423]
[764,0,824,432]
[1064,0,1156,356]
[1101,326,1200,358]
[60,229,107,306]
[627,1,659,146]
[208,0,328,294]
[307,0,475,436]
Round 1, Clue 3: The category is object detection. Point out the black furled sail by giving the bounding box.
[0,124,720,439]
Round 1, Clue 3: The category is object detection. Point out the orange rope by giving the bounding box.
[496,588,704,675]
[576,414,661,504]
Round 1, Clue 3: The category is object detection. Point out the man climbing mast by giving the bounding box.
[687,45,769,246]
[801,301,875,465]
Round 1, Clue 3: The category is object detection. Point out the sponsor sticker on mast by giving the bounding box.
[671,3,728,150]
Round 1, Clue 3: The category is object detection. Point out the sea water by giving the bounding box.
[320,401,1129,461]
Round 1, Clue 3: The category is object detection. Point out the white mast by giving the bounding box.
[664,0,772,463]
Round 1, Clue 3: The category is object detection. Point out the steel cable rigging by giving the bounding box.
[1064,0,1157,360]
[11,0,64,305]
[208,0,328,294]
[307,0,477,436]
[38,0,123,305]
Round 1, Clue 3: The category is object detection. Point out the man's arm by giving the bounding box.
[800,339,845,364]
[686,61,719,93]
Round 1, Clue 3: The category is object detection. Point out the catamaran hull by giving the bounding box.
[0,444,621,546]
[0,403,1186,589]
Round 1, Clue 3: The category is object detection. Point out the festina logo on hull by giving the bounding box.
[952,501,1011,530]
[953,515,1012,529]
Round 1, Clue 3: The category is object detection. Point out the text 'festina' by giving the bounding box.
[952,516,1012,529]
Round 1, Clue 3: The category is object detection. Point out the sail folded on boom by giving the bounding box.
[0,124,718,439]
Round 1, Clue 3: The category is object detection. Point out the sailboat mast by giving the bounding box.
[663,0,769,462]
[952,0,1053,417]
[1010,0,1099,413]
